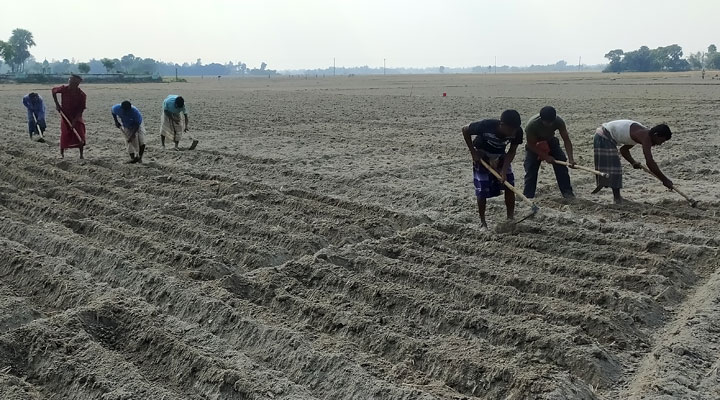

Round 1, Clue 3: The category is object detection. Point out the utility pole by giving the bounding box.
[383,58,386,75]
[578,56,582,71]
[494,56,497,74]
[333,57,336,76]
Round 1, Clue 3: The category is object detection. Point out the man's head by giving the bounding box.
[28,92,39,100]
[175,96,185,109]
[498,109,522,136]
[539,106,557,127]
[650,124,672,146]
[68,74,82,87]
[121,100,132,111]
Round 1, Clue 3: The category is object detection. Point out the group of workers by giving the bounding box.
[21,74,197,163]
[462,106,674,227]
[21,75,678,228]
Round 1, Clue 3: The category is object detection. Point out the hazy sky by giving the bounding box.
[1,0,717,70]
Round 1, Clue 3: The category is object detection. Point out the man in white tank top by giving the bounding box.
[592,120,673,203]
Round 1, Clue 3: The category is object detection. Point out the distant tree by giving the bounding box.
[623,46,656,72]
[603,49,624,72]
[687,52,705,70]
[53,59,72,74]
[0,41,16,71]
[603,44,695,73]
[100,58,116,72]
[708,53,720,69]
[707,44,720,69]
[119,54,136,72]
[42,59,49,73]
[78,62,90,74]
[651,44,690,71]
[439,65,445,73]
[260,62,267,71]
[5,29,36,72]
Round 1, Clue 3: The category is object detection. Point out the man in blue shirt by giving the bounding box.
[160,95,197,150]
[111,100,146,163]
[22,92,46,142]
[462,110,523,229]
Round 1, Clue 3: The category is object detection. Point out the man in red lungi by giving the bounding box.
[52,74,87,159]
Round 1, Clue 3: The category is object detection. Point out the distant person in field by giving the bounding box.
[22,92,46,142]
[51,74,86,159]
[160,95,197,150]
[592,120,673,204]
[462,110,523,229]
[523,106,576,199]
[111,100,146,163]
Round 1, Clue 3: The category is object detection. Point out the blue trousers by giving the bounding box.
[523,137,573,198]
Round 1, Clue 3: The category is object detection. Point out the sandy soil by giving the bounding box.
[0,72,718,399]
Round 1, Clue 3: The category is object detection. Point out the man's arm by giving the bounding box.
[619,145,639,166]
[640,137,673,188]
[558,127,575,165]
[51,88,62,112]
[462,125,483,164]
[183,113,189,132]
[500,143,518,182]
[112,113,122,128]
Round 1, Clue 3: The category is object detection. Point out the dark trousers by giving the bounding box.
[523,137,573,198]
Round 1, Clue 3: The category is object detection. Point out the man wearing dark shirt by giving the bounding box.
[462,109,523,228]
[523,106,576,199]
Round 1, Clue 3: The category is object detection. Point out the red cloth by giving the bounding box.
[52,85,86,149]
[535,140,550,160]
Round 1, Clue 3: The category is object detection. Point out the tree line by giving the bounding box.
[603,44,719,73]
[0,28,277,76]
[3,28,720,77]
[4,54,279,77]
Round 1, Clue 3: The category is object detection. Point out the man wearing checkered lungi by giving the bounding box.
[592,120,673,204]
[462,110,524,229]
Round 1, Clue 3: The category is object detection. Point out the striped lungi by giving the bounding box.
[473,156,514,199]
[593,127,622,189]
